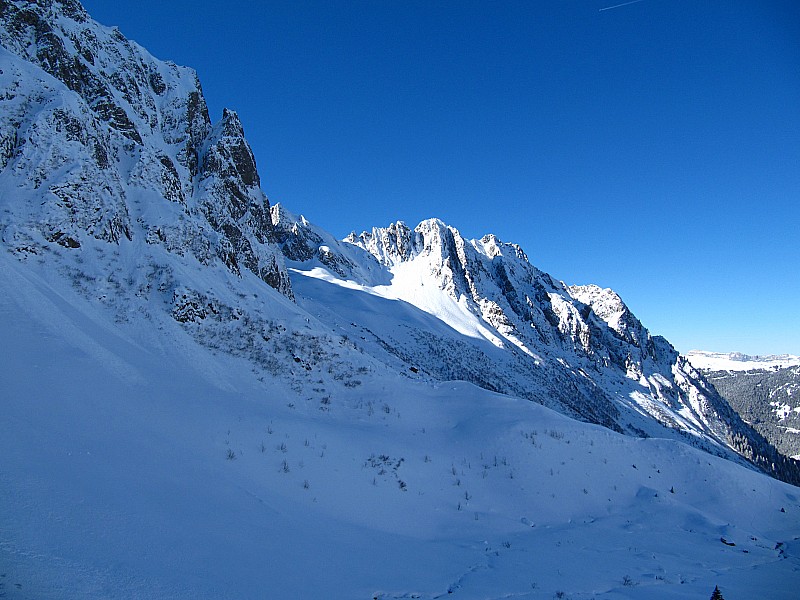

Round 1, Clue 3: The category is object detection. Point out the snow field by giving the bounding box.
[1,250,799,599]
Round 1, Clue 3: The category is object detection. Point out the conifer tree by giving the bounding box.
[710,585,724,600]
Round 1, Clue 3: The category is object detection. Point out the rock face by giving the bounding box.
[0,0,291,296]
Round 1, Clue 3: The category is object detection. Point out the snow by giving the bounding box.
[2,249,800,600]
[771,402,800,421]
[370,261,506,347]
[686,350,800,372]
[2,3,799,598]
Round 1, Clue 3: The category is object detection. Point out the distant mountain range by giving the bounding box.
[686,350,800,372]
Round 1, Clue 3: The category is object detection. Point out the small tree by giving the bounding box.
[710,585,724,600]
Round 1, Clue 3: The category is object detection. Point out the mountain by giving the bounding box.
[1,2,799,598]
[276,208,798,482]
[688,352,800,460]
[0,0,292,296]
[1,0,791,484]
[686,350,800,372]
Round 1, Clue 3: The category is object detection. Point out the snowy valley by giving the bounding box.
[687,351,800,463]
[1,2,799,599]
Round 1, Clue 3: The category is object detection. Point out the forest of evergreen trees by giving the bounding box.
[705,365,800,459]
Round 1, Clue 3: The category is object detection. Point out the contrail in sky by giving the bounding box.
[599,0,645,11]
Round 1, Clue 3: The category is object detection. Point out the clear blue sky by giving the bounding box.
[81,0,799,356]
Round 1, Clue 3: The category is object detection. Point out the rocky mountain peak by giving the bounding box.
[0,0,291,296]
[347,220,414,266]
[203,108,259,187]
[477,234,529,263]
[568,284,646,349]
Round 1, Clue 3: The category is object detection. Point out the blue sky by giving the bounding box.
[81,0,799,355]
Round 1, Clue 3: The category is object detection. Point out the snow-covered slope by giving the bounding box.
[3,244,800,600]
[2,2,800,598]
[274,211,798,482]
[687,350,800,372]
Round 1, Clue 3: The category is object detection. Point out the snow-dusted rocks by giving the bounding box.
[196,108,291,294]
[0,0,291,295]
[346,219,416,266]
[272,203,388,284]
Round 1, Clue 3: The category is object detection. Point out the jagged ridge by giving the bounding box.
[0,0,291,296]
[276,212,799,484]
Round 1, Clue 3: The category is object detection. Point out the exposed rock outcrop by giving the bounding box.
[0,0,291,295]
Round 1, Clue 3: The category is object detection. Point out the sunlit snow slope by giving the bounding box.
[2,249,800,600]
